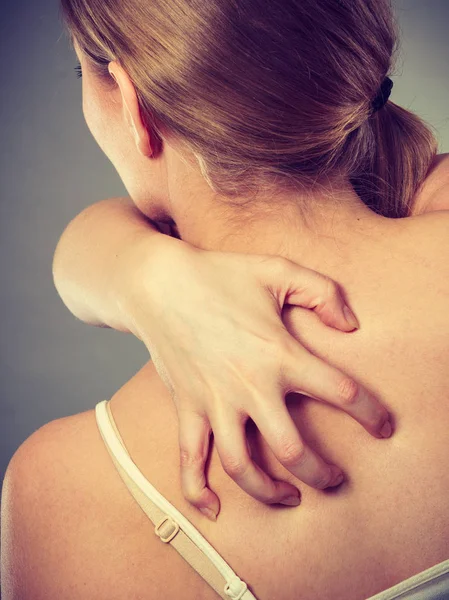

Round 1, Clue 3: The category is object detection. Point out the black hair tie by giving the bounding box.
[371,76,394,114]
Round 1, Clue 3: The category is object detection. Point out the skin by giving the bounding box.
[1,41,449,600]
[75,40,404,507]
[80,42,399,263]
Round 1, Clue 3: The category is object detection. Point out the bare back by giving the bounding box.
[27,168,449,600]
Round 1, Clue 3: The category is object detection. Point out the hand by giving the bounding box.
[121,238,392,521]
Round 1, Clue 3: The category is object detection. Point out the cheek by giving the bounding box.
[79,72,170,219]
[81,78,116,160]
[81,74,140,173]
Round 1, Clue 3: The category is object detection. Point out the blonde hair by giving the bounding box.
[60,0,440,218]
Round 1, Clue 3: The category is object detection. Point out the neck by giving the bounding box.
[166,168,394,275]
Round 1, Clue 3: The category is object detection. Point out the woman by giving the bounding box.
[2,0,449,598]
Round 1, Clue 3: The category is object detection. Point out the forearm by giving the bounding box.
[52,197,179,335]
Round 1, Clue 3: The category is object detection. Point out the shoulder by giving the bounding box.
[0,395,187,600]
[2,410,100,503]
[414,153,449,214]
[1,413,87,598]
[386,209,449,349]
[404,209,449,257]
[1,412,92,529]
[0,409,130,599]
[394,210,449,297]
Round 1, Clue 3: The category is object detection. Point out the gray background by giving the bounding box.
[0,0,448,486]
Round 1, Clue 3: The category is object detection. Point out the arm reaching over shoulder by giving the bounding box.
[52,197,392,520]
[52,197,167,336]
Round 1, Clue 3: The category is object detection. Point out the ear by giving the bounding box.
[108,61,156,158]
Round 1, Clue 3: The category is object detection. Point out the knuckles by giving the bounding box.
[337,377,359,406]
[324,276,340,300]
[221,453,249,478]
[179,448,205,468]
[182,485,205,506]
[276,438,306,467]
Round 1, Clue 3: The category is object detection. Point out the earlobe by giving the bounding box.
[108,69,117,85]
[123,97,153,158]
[108,61,154,158]
[136,128,153,158]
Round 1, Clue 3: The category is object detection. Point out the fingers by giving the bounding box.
[210,408,302,506]
[177,408,221,520]
[281,337,392,439]
[263,257,359,332]
[252,403,344,490]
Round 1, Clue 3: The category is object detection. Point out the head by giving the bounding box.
[60,0,439,232]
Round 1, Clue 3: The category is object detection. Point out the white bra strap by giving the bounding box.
[95,399,257,600]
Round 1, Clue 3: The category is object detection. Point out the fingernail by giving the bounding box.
[280,493,301,506]
[330,472,345,487]
[380,420,392,438]
[328,466,345,487]
[199,507,217,521]
[343,305,359,330]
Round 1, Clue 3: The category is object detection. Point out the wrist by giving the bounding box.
[114,226,186,339]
